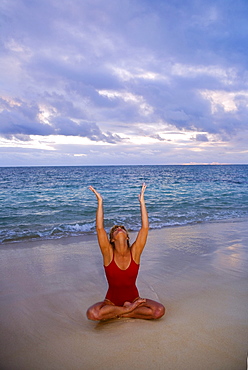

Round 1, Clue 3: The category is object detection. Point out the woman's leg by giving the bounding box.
[120,299,165,320]
[86,298,146,321]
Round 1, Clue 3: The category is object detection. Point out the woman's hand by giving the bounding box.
[138,183,147,203]
[89,186,102,202]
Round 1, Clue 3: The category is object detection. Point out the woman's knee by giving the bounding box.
[153,303,166,319]
[87,306,100,321]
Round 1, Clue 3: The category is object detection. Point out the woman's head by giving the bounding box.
[109,225,130,248]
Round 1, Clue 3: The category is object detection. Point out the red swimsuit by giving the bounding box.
[104,252,140,306]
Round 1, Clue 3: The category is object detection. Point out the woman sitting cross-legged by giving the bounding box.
[86,183,165,321]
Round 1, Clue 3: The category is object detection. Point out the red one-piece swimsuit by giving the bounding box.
[104,251,140,306]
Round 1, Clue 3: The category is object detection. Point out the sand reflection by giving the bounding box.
[212,241,248,277]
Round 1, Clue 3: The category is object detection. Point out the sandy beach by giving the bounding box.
[0,219,248,370]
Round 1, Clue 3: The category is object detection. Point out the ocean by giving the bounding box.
[0,165,247,244]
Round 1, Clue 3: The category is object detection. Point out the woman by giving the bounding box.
[86,183,165,321]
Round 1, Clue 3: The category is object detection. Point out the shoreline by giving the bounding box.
[1,215,248,249]
[1,218,248,369]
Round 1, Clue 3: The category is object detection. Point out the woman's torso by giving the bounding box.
[104,251,140,306]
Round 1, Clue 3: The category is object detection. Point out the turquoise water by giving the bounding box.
[0,165,248,243]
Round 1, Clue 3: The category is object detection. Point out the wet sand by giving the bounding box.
[0,219,248,370]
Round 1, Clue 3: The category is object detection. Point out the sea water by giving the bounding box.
[0,165,247,244]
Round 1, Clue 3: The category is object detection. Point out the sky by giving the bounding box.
[1,0,248,166]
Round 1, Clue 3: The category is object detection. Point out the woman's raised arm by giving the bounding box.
[139,183,149,230]
[89,186,111,256]
[131,183,149,262]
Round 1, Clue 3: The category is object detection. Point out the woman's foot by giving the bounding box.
[123,298,146,313]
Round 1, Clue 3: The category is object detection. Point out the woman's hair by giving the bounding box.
[109,225,130,248]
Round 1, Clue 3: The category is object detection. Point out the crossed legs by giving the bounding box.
[87,298,165,321]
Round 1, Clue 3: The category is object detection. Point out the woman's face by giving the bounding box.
[110,225,128,241]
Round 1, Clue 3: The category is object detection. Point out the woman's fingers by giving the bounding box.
[89,185,97,193]
[89,186,102,200]
[138,183,146,201]
[89,185,97,195]
[141,183,147,194]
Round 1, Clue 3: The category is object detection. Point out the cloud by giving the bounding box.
[0,0,248,165]
[194,134,209,142]
[0,97,122,143]
[0,99,53,137]
[51,117,123,144]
